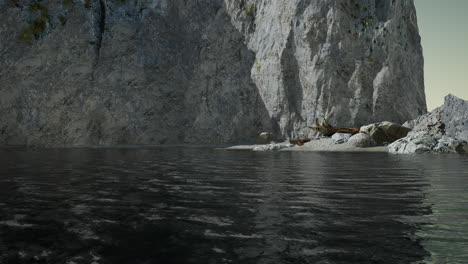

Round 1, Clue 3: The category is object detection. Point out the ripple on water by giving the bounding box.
[0,148,466,263]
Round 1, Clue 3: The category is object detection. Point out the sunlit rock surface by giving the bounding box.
[404,94,468,142]
[0,0,426,146]
[225,0,426,138]
[388,131,465,154]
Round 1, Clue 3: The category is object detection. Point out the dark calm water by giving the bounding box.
[0,148,467,264]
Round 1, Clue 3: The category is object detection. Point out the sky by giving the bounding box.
[415,0,468,110]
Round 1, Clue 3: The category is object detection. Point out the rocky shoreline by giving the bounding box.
[228,95,468,154]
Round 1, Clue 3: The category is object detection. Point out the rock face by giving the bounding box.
[0,0,426,146]
[403,107,445,135]
[442,95,468,142]
[226,0,426,138]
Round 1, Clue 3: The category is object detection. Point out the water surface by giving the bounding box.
[0,148,467,263]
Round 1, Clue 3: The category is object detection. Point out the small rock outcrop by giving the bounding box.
[404,94,468,142]
[391,95,468,154]
[360,121,411,145]
[388,131,466,154]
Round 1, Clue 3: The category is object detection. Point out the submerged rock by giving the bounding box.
[388,131,466,154]
[360,121,411,145]
[332,133,352,144]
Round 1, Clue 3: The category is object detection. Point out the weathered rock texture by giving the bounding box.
[347,132,376,148]
[0,0,426,146]
[388,131,466,154]
[390,94,467,154]
[360,121,411,145]
[404,94,468,142]
[332,133,352,144]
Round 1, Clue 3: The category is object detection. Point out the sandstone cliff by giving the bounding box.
[0,0,426,146]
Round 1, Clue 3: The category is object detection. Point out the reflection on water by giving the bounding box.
[0,148,467,263]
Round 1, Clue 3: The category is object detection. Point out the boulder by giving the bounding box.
[332,133,352,145]
[360,121,411,145]
[388,131,466,154]
[347,133,376,148]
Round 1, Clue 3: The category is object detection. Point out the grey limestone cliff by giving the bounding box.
[0,0,426,146]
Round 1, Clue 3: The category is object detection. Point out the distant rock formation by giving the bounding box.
[0,0,426,146]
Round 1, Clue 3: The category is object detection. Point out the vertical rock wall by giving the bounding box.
[0,0,426,146]
[226,0,426,138]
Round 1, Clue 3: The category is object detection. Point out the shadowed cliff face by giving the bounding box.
[0,0,273,146]
[0,0,425,146]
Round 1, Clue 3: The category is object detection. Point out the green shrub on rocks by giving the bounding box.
[28,3,49,18]
[18,3,50,44]
[245,3,255,17]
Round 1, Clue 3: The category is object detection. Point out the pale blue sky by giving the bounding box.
[415,0,468,110]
